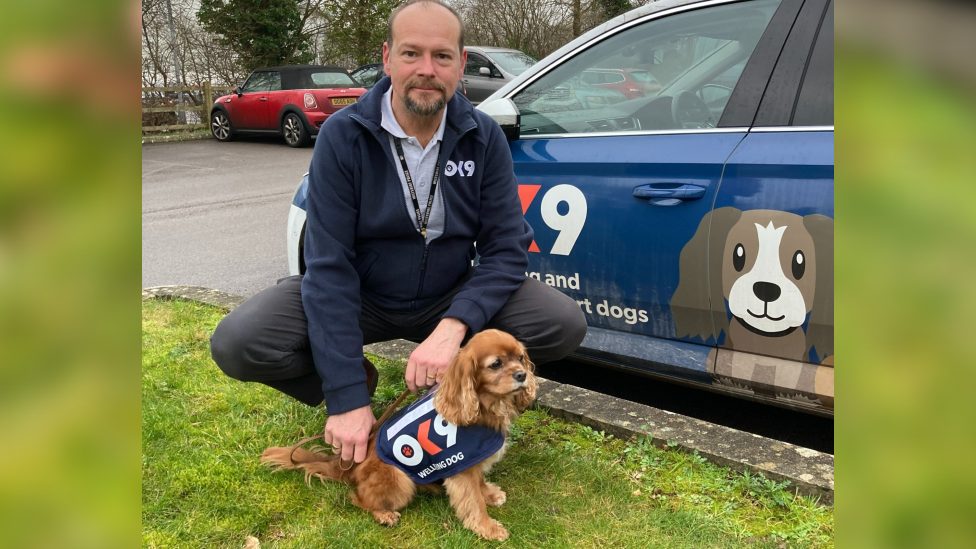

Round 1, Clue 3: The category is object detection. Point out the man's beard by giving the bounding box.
[403,79,447,117]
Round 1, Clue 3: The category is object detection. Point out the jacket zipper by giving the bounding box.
[413,123,476,303]
[416,240,430,299]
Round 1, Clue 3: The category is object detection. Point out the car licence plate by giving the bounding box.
[331,97,357,106]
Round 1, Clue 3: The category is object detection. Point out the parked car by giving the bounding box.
[351,62,468,97]
[350,63,385,89]
[579,68,663,100]
[210,65,366,147]
[286,0,834,416]
[462,46,537,105]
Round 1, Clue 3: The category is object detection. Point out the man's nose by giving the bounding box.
[417,53,436,75]
[513,370,526,383]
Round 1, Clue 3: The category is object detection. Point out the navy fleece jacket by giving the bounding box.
[301,77,532,415]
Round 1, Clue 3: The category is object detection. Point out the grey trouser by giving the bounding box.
[210,274,587,406]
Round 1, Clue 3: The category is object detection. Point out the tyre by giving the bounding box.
[282,112,310,148]
[210,110,234,142]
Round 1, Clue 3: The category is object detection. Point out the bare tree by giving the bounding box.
[455,0,621,60]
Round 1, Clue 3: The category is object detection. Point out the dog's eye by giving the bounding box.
[792,250,805,279]
[733,244,746,272]
[490,359,503,370]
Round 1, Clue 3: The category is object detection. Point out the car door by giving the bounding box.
[233,71,275,129]
[706,0,834,411]
[463,52,502,104]
[506,0,800,381]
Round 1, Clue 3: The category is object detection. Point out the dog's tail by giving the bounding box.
[261,446,347,485]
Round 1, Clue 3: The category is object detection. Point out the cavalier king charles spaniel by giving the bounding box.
[260,329,537,541]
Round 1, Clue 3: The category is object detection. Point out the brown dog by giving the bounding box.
[261,329,537,541]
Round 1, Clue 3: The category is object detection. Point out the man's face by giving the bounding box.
[383,2,465,118]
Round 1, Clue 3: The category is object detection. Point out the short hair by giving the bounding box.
[387,0,465,54]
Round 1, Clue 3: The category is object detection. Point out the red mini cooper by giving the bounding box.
[210,65,366,148]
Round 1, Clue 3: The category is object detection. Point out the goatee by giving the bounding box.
[403,78,447,117]
[404,94,447,117]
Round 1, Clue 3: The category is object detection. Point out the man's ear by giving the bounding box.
[433,347,479,426]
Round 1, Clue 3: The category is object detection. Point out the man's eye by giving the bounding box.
[490,359,503,370]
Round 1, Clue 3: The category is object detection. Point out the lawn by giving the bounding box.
[142,298,832,548]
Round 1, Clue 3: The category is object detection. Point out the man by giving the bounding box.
[210,0,586,466]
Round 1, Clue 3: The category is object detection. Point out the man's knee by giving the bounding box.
[210,313,255,381]
[551,293,588,358]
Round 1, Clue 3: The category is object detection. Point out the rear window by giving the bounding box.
[629,71,658,83]
[308,71,356,87]
[484,51,537,76]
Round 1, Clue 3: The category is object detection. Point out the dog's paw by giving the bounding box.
[474,518,509,541]
[483,483,507,507]
[371,510,401,527]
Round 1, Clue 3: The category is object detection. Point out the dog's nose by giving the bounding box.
[513,370,526,383]
[753,281,781,302]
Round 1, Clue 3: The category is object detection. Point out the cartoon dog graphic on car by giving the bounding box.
[671,208,833,408]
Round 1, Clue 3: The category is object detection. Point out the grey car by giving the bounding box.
[462,46,537,105]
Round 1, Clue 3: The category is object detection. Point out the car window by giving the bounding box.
[465,53,499,78]
[267,72,282,91]
[352,66,382,87]
[513,0,782,135]
[308,71,357,88]
[483,50,537,76]
[241,72,276,93]
[628,70,658,84]
[792,0,833,126]
[698,60,745,118]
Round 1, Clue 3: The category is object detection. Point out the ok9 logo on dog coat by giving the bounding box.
[377,388,505,484]
[392,413,457,466]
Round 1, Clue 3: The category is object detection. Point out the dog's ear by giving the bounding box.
[803,214,833,362]
[434,345,480,426]
[671,207,740,344]
[514,355,537,412]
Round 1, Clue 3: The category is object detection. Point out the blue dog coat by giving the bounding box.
[376,387,505,484]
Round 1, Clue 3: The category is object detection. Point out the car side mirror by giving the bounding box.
[235,87,242,97]
[479,67,491,77]
[478,98,520,141]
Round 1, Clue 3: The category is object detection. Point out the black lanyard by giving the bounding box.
[393,138,440,239]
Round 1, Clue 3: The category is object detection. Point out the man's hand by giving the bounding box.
[406,317,468,393]
[323,405,376,464]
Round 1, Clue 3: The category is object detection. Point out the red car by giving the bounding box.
[210,65,366,147]
[579,68,662,100]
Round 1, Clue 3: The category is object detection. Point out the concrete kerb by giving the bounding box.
[143,285,834,506]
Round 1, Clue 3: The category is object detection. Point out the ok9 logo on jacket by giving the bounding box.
[393,413,458,466]
[445,160,475,177]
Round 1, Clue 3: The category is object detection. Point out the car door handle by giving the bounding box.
[632,184,706,202]
[259,97,267,101]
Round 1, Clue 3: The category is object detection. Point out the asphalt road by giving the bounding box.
[142,137,313,296]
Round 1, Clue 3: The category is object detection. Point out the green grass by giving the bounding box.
[142,299,832,548]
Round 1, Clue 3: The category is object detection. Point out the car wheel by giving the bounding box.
[282,113,310,148]
[210,110,234,142]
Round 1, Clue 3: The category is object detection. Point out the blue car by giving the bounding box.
[288,0,834,416]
